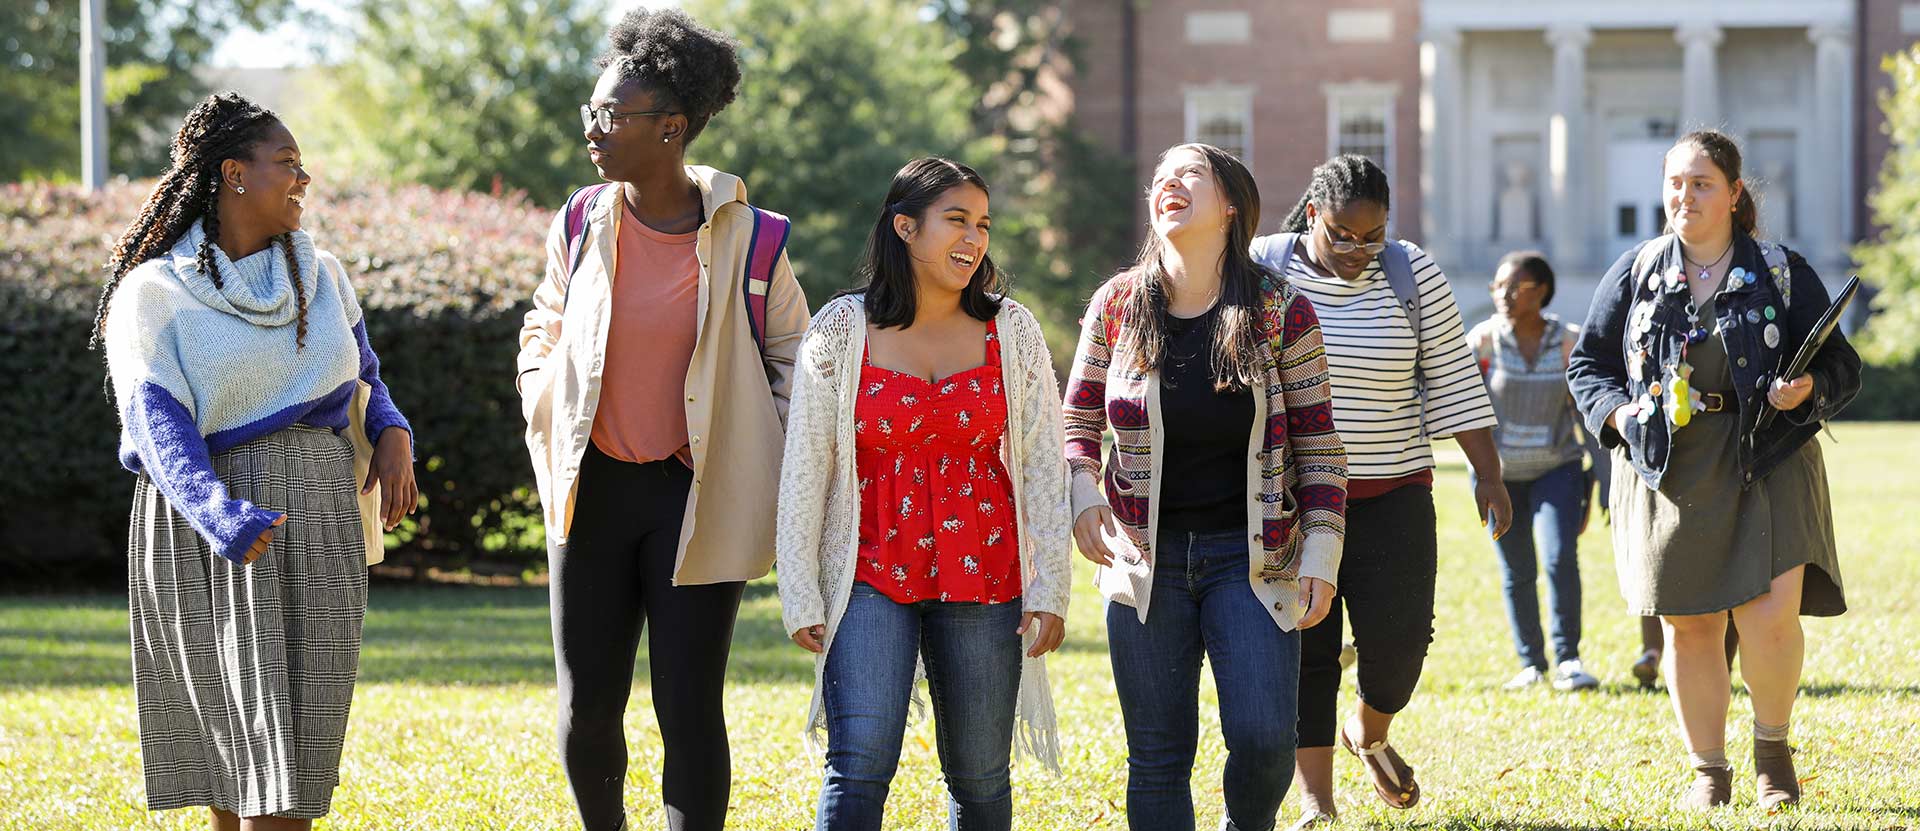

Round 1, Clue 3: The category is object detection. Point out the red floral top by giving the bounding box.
[854,320,1021,604]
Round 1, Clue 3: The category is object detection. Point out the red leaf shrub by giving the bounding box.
[1,180,553,577]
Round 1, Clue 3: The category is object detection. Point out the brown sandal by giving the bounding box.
[1754,739,1801,809]
[1339,720,1420,809]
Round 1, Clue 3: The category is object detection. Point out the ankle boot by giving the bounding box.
[1754,738,1800,809]
[1679,763,1733,809]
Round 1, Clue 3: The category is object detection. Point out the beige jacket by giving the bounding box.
[517,166,811,584]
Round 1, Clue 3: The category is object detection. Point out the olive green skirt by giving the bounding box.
[1609,315,1845,617]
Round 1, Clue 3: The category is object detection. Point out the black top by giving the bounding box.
[1157,304,1255,531]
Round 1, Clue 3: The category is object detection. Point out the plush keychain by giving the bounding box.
[1665,364,1693,429]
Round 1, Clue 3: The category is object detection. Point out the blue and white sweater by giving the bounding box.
[103,220,410,564]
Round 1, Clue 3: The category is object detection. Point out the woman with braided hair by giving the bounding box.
[97,91,415,829]
[1249,154,1508,828]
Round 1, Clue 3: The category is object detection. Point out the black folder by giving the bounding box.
[1756,275,1861,431]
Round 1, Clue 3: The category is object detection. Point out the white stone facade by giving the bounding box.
[1421,0,1856,314]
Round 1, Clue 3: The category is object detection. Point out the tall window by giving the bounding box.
[1185,87,1254,166]
[1325,83,1396,182]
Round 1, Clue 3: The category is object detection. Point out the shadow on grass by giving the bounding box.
[0,583,819,688]
[1798,681,1920,698]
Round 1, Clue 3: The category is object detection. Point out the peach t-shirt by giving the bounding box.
[590,202,700,464]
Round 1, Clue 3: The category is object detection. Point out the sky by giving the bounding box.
[209,0,673,68]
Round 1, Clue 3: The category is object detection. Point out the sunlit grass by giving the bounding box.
[3,423,1914,829]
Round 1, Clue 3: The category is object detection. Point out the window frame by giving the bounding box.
[1183,85,1256,168]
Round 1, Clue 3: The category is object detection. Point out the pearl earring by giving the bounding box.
[662,136,670,144]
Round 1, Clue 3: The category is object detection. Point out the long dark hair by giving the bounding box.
[842,157,1003,328]
[1279,153,1392,234]
[1667,129,1759,237]
[91,92,306,351]
[1114,143,1265,391]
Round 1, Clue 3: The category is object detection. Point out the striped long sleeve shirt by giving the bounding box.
[1277,241,1497,480]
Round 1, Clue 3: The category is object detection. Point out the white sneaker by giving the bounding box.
[1503,666,1546,689]
[1552,659,1600,691]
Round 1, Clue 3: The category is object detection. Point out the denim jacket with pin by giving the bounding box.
[1568,233,1861,491]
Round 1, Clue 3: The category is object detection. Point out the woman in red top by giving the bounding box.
[775,158,1074,831]
[853,320,1022,604]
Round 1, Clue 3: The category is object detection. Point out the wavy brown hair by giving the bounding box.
[1114,143,1267,391]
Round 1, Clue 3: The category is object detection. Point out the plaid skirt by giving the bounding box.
[127,425,368,819]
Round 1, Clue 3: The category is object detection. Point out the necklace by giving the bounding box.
[1681,241,1734,282]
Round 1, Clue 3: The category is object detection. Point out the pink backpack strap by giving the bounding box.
[743,206,791,355]
[562,183,614,292]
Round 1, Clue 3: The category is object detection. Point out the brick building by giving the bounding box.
[1060,0,1920,319]
[1062,1,1425,241]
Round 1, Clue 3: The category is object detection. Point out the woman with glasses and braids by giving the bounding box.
[97,91,416,829]
[1249,155,1509,828]
[516,9,809,831]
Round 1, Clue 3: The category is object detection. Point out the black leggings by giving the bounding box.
[549,442,746,831]
[1296,484,1438,748]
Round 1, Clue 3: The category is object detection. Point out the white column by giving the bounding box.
[1676,22,1723,131]
[1546,24,1590,268]
[1809,24,1855,261]
[80,0,108,191]
[1420,26,1464,261]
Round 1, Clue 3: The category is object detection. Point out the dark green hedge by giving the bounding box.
[1,181,551,577]
[1843,359,1920,421]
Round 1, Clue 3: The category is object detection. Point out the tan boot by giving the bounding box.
[1754,739,1801,809]
[1679,763,1733,809]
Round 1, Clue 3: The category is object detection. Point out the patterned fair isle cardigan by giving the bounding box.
[1063,271,1348,630]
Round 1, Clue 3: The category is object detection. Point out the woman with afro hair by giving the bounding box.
[516,9,809,831]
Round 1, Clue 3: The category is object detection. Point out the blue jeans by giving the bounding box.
[1107,529,1301,831]
[816,582,1023,831]
[1488,460,1585,670]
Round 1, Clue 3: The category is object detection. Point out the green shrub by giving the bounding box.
[1841,359,1920,421]
[0,180,551,576]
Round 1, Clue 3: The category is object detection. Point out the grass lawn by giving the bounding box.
[3,423,1916,830]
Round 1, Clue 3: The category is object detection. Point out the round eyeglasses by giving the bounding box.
[580,104,681,133]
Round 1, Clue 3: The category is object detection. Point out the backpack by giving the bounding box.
[1250,232,1427,406]
[559,182,792,356]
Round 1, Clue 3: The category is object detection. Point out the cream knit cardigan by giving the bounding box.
[775,294,1073,771]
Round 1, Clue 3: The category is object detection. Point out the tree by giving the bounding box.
[922,0,1138,359]
[684,0,985,302]
[1855,45,1920,366]
[1,0,304,182]
[300,0,606,206]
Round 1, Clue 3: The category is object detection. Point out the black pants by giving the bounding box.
[549,442,746,831]
[1296,484,1437,748]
